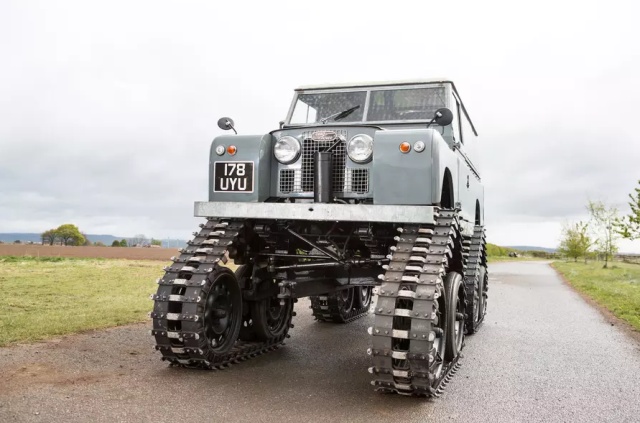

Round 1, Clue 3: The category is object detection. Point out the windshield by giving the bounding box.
[367,87,447,121]
[289,91,366,125]
[288,86,448,125]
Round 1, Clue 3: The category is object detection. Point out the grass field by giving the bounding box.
[488,256,546,263]
[552,261,640,332]
[0,257,163,346]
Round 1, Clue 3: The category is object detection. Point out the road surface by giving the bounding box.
[1,261,639,422]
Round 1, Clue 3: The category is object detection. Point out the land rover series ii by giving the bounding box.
[150,79,487,396]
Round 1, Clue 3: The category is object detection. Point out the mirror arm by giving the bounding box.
[226,120,238,135]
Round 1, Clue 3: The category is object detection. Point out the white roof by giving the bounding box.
[295,78,453,91]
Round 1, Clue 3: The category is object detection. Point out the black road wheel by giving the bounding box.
[444,271,465,361]
[337,287,355,319]
[432,286,448,380]
[252,296,294,341]
[202,267,243,354]
[356,286,372,309]
[478,265,488,321]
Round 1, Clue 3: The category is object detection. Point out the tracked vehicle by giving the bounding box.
[151,79,488,397]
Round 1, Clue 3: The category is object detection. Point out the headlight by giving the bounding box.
[347,134,373,163]
[274,136,301,164]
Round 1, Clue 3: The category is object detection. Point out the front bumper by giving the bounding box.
[194,201,437,224]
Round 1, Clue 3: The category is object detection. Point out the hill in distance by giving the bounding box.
[0,233,187,248]
[506,245,557,253]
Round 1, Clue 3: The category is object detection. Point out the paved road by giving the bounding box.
[1,261,639,423]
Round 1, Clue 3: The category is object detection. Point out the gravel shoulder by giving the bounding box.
[1,261,639,423]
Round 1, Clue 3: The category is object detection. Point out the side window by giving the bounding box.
[456,99,463,144]
[450,96,462,144]
[460,110,480,172]
[460,111,475,145]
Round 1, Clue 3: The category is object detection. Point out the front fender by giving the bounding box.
[209,134,272,202]
[372,129,438,205]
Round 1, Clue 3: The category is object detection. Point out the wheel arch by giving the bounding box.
[440,167,454,209]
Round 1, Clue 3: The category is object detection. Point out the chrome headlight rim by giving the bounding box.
[347,134,374,164]
[274,135,301,164]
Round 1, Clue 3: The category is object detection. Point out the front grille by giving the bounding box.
[301,139,346,192]
[278,130,370,195]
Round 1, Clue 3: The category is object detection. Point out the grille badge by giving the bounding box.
[311,130,337,142]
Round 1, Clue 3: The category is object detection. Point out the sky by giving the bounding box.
[1,0,639,251]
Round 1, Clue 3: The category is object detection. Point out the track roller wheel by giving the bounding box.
[251,296,294,341]
[444,271,465,361]
[201,267,243,355]
[356,286,373,309]
[478,265,488,321]
[333,287,355,322]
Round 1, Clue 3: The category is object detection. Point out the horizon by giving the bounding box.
[1,1,639,252]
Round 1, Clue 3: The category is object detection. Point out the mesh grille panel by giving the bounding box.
[344,168,369,194]
[279,169,302,193]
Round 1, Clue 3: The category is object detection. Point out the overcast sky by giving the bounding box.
[1,0,639,251]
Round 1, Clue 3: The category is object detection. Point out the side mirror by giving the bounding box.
[427,108,453,128]
[217,117,237,134]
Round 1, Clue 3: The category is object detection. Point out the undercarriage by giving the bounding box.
[151,209,487,397]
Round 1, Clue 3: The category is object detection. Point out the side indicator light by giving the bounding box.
[399,142,411,153]
[227,145,237,155]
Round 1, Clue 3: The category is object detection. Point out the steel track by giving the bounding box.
[369,209,465,397]
[150,219,291,369]
[310,291,370,323]
[464,226,487,334]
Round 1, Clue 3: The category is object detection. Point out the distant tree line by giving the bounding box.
[111,234,162,247]
[38,227,164,248]
[41,224,86,246]
[558,181,640,268]
[486,243,515,257]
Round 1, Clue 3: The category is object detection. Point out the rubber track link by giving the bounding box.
[150,218,290,369]
[463,226,487,335]
[310,291,369,323]
[369,209,463,397]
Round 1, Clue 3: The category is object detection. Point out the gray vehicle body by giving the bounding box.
[195,79,483,236]
[151,80,488,396]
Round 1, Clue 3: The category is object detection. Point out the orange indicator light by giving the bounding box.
[399,142,411,153]
[227,145,237,155]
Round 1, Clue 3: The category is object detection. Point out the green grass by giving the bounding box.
[0,257,163,346]
[488,255,546,263]
[552,261,640,331]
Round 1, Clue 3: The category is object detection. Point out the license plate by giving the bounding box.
[213,161,254,193]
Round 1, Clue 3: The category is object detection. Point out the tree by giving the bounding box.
[558,221,592,262]
[93,241,106,247]
[150,238,162,246]
[119,239,128,247]
[41,229,58,245]
[130,234,147,247]
[616,180,640,240]
[56,224,85,246]
[111,240,121,247]
[587,200,619,268]
[81,233,91,246]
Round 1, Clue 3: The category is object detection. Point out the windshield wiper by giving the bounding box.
[320,105,360,124]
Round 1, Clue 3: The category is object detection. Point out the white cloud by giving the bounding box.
[1,0,639,251]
